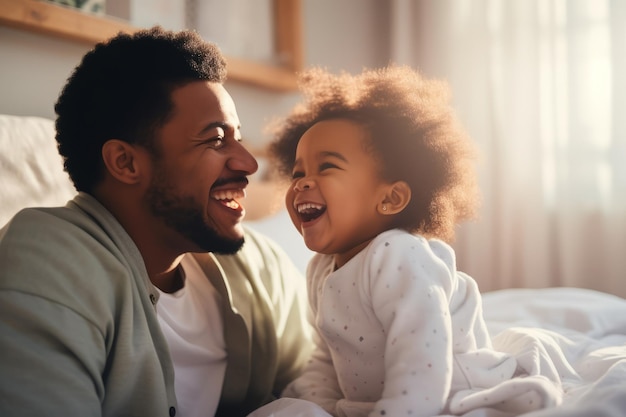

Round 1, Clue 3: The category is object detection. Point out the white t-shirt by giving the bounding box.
[156,255,227,417]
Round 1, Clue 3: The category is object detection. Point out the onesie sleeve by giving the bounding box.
[365,233,456,417]
[280,253,344,413]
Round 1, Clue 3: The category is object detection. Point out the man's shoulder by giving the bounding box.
[1,205,110,255]
[0,205,137,310]
[1,206,77,245]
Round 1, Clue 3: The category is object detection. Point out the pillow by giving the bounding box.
[0,114,76,227]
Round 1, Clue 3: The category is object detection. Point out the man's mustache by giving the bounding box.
[212,176,249,188]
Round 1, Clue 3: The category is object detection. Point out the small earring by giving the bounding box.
[382,205,387,211]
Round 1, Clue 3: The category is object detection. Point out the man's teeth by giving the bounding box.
[224,200,240,209]
[297,203,323,213]
[211,189,245,210]
[212,189,245,201]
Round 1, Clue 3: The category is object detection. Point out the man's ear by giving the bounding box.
[101,139,143,185]
[378,181,411,215]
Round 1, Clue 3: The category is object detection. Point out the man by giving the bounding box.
[0,27,311,417]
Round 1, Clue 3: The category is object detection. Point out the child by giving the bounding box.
[268,66,561,417]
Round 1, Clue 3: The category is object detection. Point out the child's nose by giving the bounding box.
[294,177,314,191]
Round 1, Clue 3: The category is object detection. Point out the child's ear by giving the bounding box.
[101,139,143,185]
[378,181,411,215]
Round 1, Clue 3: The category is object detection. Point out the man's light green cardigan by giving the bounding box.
[0,192,311,417]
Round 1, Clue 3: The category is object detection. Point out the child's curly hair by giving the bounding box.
[269,65,480,242]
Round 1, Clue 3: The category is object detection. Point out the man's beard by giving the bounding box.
[145,167,244,254]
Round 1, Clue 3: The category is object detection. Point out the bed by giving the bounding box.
[480,287,626,417]
[2,114,626,417]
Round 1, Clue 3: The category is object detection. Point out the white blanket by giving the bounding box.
[250,287,626,417]
[481,288,626,417]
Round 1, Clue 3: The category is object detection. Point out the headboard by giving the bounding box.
[0,114,76,227]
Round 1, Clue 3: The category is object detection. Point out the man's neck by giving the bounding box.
[151,263,185,293]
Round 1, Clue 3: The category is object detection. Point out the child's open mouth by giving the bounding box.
[296,202,326,223]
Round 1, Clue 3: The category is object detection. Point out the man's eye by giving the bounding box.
[208,137,225,149]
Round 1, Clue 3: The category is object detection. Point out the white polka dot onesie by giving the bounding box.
[282,229,558,417]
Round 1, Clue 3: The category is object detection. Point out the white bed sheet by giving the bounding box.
[250,287,626,417]
[481,288,626,417]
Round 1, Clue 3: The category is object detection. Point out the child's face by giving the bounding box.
[286,118,395,267]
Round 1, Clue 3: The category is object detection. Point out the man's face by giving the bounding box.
[144,81,258,254]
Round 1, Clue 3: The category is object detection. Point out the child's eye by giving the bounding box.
[319,162,338,171]
[291,170,304,180]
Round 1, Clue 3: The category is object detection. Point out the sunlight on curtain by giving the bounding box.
[390,0,626,297]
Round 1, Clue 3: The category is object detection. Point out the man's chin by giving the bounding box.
[209,236,245,255]
[220,226,246,254]
[203,225,246,254]
[182,223,246,254]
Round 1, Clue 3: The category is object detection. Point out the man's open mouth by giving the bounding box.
[296,202,326,222]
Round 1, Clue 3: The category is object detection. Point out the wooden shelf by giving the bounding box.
[0,0,302,91]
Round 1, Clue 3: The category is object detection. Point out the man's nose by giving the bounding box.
[228,142,258,175]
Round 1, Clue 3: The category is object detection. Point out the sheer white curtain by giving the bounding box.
[389,0,626,297]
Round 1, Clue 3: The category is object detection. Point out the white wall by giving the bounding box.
[0,26,91,120]
[302,0,389,73]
